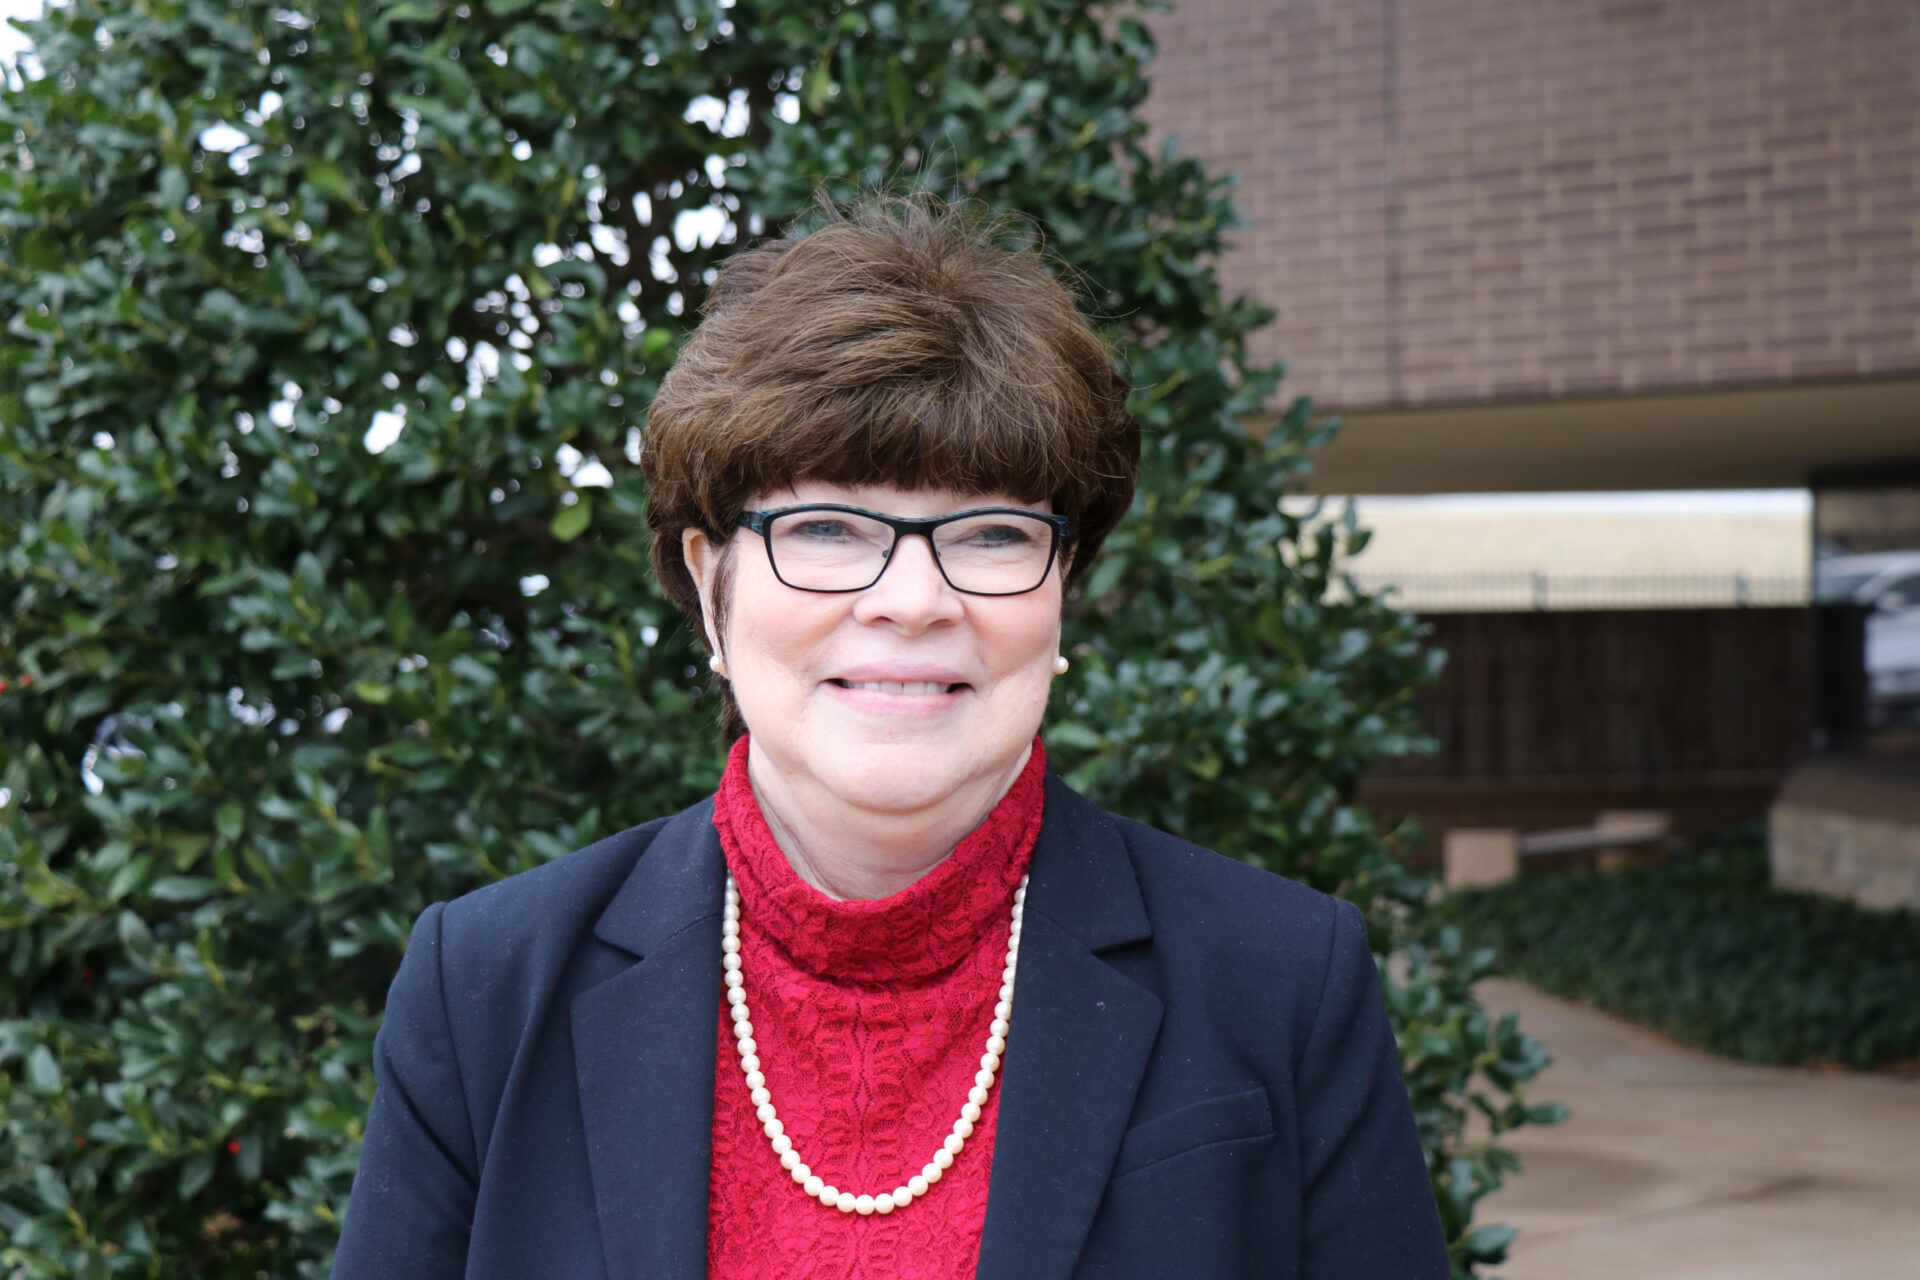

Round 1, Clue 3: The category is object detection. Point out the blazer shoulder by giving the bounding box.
[1078,798,1372,1061]
[1059,792,1359,1020]
[429,811,682,1001]
[441,814,670,932]
[1099,803,1346,944]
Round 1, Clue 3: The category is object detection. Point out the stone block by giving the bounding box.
[1445,828,1521,890]
[1770,800,1920,913]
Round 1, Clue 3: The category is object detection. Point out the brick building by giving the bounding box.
[1140,0,1919,491]
[1139,0,1920,905]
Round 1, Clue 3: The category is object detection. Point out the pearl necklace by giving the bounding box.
[722,872,1027,1215]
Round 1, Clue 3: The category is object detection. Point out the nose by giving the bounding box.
[852,534,964,630]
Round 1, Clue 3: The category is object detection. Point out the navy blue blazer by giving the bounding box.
[332,772,1449,1279]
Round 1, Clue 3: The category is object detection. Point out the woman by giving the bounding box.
[332,198,1449,1279]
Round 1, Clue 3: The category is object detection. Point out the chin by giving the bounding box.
[818,741,978,814]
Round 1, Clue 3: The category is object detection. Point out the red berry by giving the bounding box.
[18,675,30,688]
[74,1137,86,1147]
[0,679,9,693]
[81,967,93,981]
[227,1140,242,1155]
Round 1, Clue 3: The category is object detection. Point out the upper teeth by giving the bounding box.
[845,681,951,695]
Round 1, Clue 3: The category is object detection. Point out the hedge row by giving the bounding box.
[1445,844,1920,1070]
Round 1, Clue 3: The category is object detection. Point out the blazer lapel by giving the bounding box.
[571,800,726,1280]
[976,775,1163,1280]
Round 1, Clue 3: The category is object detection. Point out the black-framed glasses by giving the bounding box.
[735,503,1071,596]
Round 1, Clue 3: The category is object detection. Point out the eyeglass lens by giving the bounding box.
[765,509,1056,594]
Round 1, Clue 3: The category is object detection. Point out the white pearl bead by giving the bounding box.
[980,1051,1000,1073]
[990,1018,1008,1038]
[727,987,746,1007]
[969,1085,989,1107]
[780,1148,799,1169]
[737,1036,756,1056]
[943,1133,965,1156]
[722,919,739,938]
[755,1103,776,1124]
[745,1069,765,1090]
[770,1130,790,1152]
[962,1101,982,1123]
[855,1195,875,1216]
[751,1087,771,1107]
[954,1117,974,1139]
[740,1053,759,1073]
[724,970,743,989]
[995,1000,1012,1020]
[922,1163,942,1185]
[835,1191,856,1213]
[722,935,740,954]
[933,1147,955,1170]
[803,1175,823,1197]
[763,1118,783,1140]
[975,1068,995,1088]
[792,1162,811,1183]
[818,1184,838,1206]
[986,1034,1005,1055]
[892,1185,913,1206]
[908,1175,929,1196]
[723,953,741,972]
[729,1004,750,1023]
[875,1193,896,1214]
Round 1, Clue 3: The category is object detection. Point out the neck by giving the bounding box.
[744,742,1035,901]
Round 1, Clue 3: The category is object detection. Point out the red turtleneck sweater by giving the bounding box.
[706,735,1046,1278]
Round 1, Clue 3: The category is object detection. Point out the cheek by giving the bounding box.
[980,597,1063,685]
[725,577,844,681]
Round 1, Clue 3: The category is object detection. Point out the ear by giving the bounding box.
[681,526,726,656]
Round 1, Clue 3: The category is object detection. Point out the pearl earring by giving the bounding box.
[1052,654,1070,676]
[709,654,728,678]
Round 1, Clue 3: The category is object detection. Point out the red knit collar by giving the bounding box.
[711,735,1046,984]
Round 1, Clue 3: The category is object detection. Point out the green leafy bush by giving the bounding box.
[1,0,1552,1275]
[1446,844,1920,1069]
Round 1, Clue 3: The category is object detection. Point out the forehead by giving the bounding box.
[758,481,1053,516]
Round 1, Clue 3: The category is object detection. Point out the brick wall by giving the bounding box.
[1140,0,1920,411]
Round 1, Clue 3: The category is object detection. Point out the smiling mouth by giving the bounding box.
[829,679,967,695]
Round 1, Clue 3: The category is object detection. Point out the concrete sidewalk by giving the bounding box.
[1475,979,1920,1280]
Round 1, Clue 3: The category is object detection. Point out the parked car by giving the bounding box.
[1817,552,1920,728]
[1813,551,1920,606]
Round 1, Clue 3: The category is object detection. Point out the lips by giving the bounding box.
[828,663,972,695]
[831,679,964,695]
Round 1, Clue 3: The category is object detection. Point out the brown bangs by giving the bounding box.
[642,193,1139,655]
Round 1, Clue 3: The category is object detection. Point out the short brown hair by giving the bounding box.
[642,195,1139,728]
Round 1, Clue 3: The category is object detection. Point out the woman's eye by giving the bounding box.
[958,524,1034,546]
[790,520,856,539]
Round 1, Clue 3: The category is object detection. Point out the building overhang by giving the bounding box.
[1289,376,1920,495]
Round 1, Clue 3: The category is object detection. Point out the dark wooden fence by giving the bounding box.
[1361,607,1846,855]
